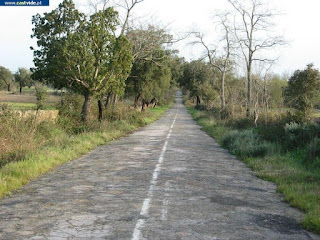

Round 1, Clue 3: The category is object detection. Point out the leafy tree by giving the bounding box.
[179,60,216,106]
[169,56,185,87]
[126,49,172,110]
[285,64,320,121]
[0,66,13,92]
[31,0,133,122]
[14,68,33,93]
[126,25,173,108]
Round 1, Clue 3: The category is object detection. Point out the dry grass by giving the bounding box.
[12,110,59,122]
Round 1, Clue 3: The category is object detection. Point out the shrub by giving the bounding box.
[284,123,320,150]
[222,129,273,158]
[256,123,285,143]
[302,137,320,169]
[226,117,253,130]
[35,86,48,110]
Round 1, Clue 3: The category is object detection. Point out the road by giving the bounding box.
[0,92,319,240]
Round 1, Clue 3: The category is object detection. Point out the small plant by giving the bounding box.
[35,85,48,110]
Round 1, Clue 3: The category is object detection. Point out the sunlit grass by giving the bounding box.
[1,102,57,110]
[0,105,171,199]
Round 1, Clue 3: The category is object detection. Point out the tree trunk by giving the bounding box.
[196,95,201,106]
[105,94,111,108]
[246,65,252,117]
[98,100,103,122]
[7,83,11,92]
[134,94,141,108]
[81,93,92,122]
[112,94,118,105]
[220,72,226,110]
[141,99,149,112]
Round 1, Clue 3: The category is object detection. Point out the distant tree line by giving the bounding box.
[0,66,33,93]
[180,0,320,124]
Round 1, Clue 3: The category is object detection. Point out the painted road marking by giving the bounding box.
[161,181,171,221]
[131,110,178,240]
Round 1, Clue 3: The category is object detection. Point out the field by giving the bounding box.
[0,91,60,110]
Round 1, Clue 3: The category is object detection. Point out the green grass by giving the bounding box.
[187,105,320,234]
[2,102,58,110]
[2,102,36,110]
[0,105,170,199]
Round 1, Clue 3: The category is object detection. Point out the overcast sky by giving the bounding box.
[0,0,320,75]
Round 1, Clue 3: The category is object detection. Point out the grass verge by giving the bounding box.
[0,105,170,199]
[187,105,320,234]
[1,102,57,110]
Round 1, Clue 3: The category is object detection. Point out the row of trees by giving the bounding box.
[30,0,178,122]
[179,59,320,122]
[185,0,286,118]
[180,0,320,123]
[0,66,33,93]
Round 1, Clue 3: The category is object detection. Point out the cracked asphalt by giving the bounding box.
[0,92,319,240]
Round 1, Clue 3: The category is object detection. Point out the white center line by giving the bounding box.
[131,110,178,240]
[161,181,171,221]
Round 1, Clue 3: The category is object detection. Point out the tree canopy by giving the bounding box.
[15,68,33,93]
[126,25,174,108]
[285,64,320,121]
[0,66,13,92]
[31,0,133,121]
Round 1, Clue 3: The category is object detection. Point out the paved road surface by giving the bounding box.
[0,92,319,240]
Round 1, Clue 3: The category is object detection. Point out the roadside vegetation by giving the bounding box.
[0,0,319,234]
[187,105,320,233]
[182,63,320,233]
[0,0,178,198]
[0,94,173,199]
[177,0,320,233]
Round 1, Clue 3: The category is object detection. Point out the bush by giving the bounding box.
[284,123,320,150]
[299,138,320,169]
[57,93,86,134]
[222,129,273,158]
[195,104,207,111]
[35,86,48,110]
[256,123,285,143]
[226,117,253,130]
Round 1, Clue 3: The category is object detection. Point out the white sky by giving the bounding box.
[0,0,320,75]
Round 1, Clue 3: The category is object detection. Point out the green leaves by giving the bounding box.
[179,60,216,102]
[31,0,133,120]
[126,26,173,103]
[285,64,320,121]
[0,66,13,91]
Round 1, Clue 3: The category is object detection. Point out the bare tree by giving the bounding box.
[227,0,285,117]
[87,0,144,36]
[256,60,275,111]
[127,25,172,61]
[119,0,144,36]
[192,13,234,111]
